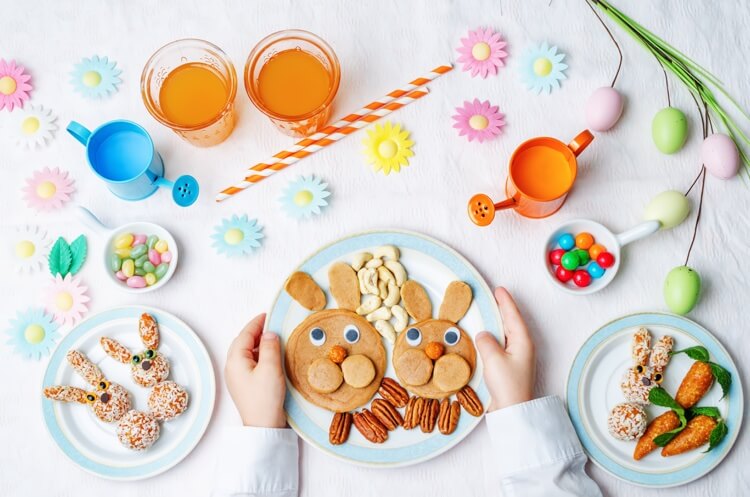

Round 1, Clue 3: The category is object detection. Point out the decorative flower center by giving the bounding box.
[82,70,102,88]
[224,228,245,246]
[472,42,492,61]
[55,291,74,311]
[533,57,553,77]
[0,76,17,95]
[469,115,489,130]
[24,324,46,344]
[378,139,398,159]
[36,181,57,199]
[15,240,35,259]
[293,190,313,207]
[22,116,40,135]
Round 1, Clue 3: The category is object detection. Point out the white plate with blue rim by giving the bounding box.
[566,312,743,487]
[267,230,503,467]
[42,306,215,480]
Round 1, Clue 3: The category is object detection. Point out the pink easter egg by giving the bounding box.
[701,133,739,179]
[160,251,172,263]
[148,249,161,266]
[585,87,624,132]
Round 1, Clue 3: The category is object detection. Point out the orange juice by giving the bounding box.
[159,63,230,127]
[512,145,573,199]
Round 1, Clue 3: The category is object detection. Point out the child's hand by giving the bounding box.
[475,287,536,412]
[225,314,287,428]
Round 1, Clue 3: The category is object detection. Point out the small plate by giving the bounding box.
[267,230,503,467]
[42,306,215,480]
[566,312,743,487]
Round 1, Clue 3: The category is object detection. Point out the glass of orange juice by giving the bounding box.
[245,30,341,137]
[141,39,237,147]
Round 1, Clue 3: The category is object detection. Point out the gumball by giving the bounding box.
[575,232,594,250]
[561,251,580,270]
[573,270,592,287]
[575,249,590,265]
[597,252,615,268]
[588,261,605,279]
[589,243,606,260]
[558,233,575,250]
[549,248,565,266]
[556,266,574,282]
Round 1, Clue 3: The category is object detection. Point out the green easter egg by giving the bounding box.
[664,265,701,315]
[652,107,688,154]
[644,190,690,229]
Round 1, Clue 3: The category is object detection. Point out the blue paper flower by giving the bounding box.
[5,307,60,360]
[520,42,568,95]
[70,55,122,99]
[211,214,264,257]
[280,175,331,219]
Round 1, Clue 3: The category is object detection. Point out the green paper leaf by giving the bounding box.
[708,362,732,399]
[670,346,710,362]
[706,420,728,452]
[69,235,88,275]
[688,406,721,420]
[48,237,72,277]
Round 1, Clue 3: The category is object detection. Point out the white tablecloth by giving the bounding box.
[2,1,748,495]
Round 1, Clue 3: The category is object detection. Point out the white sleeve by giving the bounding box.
[485,395,602,497]
[211,426,299,497]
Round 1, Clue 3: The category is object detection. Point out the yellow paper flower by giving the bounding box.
[362,122,414,175]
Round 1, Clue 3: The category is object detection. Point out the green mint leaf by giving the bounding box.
[708,362,732,399]
[706,420,728,452]
[654,426,683,447]
[670,346,710,362]
[68,235,88,275]
[688,406,721,420]
[649,387,684,413]
[48,237,72,277]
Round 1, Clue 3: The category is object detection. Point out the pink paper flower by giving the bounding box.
[22,167,75,211]
[456,28,508,78]
[44,274,90,327]
[0,59,32,111]
[452,99,506,143]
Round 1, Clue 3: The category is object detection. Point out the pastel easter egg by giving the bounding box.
[664,266,700,315]
[585,87,624,131]
[652,107,688,154]
[644,190,690,229]
[701,133,740,179]
[126,276,147,289]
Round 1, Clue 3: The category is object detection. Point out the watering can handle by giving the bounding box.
[67,121,92,146]
[73,205,110,235]
[568,130,594,156]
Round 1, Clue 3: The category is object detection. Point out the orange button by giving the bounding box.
[468,194,495,226]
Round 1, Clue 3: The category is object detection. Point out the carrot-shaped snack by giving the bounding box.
[634,410,681,460]
[661,415,717,456]
[675,361,714,408]
[670,346,732,399]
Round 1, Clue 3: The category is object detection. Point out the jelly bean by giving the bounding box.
[561,251,580,270]
[132,234,147,246]
[589,243,606,260]
[160,251,172,263]
[573,270,592,287]
[115,233,134,248]
[134,254,148,268]
[575,249,590,265]
[148,249,161,266]
[142,261,155,273]
[122,259,135,277]
[588,261,605,279]
[109,253,122,272]
[575,232,594,250]
[130,244,147,259]
[555,266,574,282]
[135,268,146,276]
[145,273,157,286]
[147,235,159,249]
[154,239,169,253]
[154,263,169,280]
[115,270,127,281]
[548,248,565,266]
[115,247,132,258]
[597,252,615,268]
[558,233,575,250]
[126,276,147,288]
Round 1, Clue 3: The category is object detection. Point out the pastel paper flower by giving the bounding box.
[211,215,264,257]
[362,122,414,175]
[70,55,122,99]
[456,28,508,78]
[13,104,58,148]
[0,59,32,111]
[22,167,75,212]
[12,225,50,273]
[44,274,90,327]
[280,175,331,219]
[452,99,506,143]
[5,307,60,360]
[520,42,568,95]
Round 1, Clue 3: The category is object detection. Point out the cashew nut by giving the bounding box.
[356,295,382,315]
[373,245,399,261]
[391,305,408,332]
[361,268,379,295]
[377,266,395,285]
[383,280,400,307]
[351,252,373,271]
[378,279,388,299]
[357,268,368,294]
[366,306,392,322]
[365,258,383,269]
[384,260,407,286]
[375,320,396,343]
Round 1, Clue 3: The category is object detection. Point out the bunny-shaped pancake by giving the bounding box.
[621,327,674,404]
[43,350,131,423]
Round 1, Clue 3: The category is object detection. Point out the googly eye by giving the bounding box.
[309,327,326,346]
[144,349,155,359]
[443,327,460,346]
[654,373,664,384]
[97,381,109,391]
[406,327,422,346]
[344,325,360,344]
[636,365,644,374]
[85,393,97,403]
[131,355,142,365]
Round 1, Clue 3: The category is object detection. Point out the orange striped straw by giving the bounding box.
[216,64,452,202]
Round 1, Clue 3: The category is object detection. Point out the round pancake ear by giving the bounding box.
[328,262,360,311]
[400,280,432,321]
[438,281,473,323]
[285,271,327,311]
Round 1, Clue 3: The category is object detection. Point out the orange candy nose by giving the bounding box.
[468,194,496,226]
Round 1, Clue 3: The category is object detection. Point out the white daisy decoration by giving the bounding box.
[12,225,50,273]
[13,104,58,149]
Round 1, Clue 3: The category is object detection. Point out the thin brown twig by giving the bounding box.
[584,0,623,87]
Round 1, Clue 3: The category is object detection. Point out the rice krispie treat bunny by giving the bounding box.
[621,327,674,404]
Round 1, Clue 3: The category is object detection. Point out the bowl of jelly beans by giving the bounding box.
[107,223,178,293]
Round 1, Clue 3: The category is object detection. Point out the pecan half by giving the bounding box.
[353,409,388,443]
[438,399,461,435]
[420,398,440,433]
[378,377,409,408]
[371,398,403,431]
[457,385,484,417]
[403,396,425,430]
[329,412,353,445]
